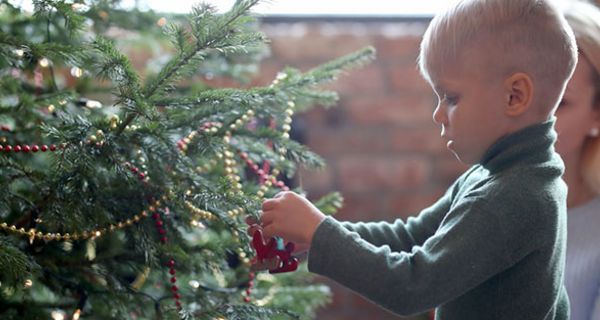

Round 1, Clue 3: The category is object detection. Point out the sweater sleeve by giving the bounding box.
[339,186,454,252]
[591,287,600,320]
[307,194,523,316]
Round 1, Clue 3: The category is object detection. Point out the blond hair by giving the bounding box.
[418,0,578,116]
[564,1,600,193]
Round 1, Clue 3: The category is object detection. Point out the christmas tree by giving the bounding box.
[0,0,374,319]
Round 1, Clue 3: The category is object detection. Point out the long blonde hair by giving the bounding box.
[564,1,600,193]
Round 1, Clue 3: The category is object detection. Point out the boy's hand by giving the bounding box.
[260,191,326,247]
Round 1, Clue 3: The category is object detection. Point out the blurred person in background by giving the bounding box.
[557,2,600,319]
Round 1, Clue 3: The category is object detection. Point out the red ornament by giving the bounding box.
[32,145,39,152]
[22,145,30,152]
[14,145,21,152]
[41,145,48,152]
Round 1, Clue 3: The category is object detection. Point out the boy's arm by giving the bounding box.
[307,194,537,316]
[591,287,600,319]
[339,189,453,252]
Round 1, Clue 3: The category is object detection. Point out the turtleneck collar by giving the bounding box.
[479,117,561,174]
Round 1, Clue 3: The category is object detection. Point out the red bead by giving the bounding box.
[173,293,180,299]
[245,288,251,295]
[0,145,3,151]
[130,167,138,173]
[168,259,175,267]
[32,145,39,152]
[169,268,176,275]
[158,228,166,235]
[283,186,290,191]
[49,144,56,151]
[248,281,254,288]
[276,181,286,188]
[0,125,9,131]
[257,169,264,176]
[252,164,259,171]
[249,272,255,280]
[175,301,181,307]
[138,173,145,179]
[152,213,160,220]
[14,145,21,152]
[22,145,30,153]
[4,145,11,152]
[172,285,178,292]
[41,145,48,152]
[161,236,168,243]
[170,276,177,283]
[155,220,163,227]
[243,297,251,303]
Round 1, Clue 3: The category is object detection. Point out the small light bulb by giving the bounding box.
[72,309,81,320]
[157,17,167,27]
[38,58,49,67]
[189,280,200,289]
[51,310,66,320]
[70,67,83,78]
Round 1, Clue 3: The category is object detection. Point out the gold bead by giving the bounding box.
[0,223,6,228]
[287,101,295,108]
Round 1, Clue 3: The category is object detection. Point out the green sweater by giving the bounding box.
[308,119,569,319]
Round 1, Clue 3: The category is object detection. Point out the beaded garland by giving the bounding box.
[0,99,296,308]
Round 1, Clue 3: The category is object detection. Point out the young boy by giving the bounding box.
[255,0,577,318]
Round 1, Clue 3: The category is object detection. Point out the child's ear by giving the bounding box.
[504,72,534,117]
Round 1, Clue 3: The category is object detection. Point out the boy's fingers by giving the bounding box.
[245,216,258,226]
[247,224,261,236]
[262,223,277,239]
[262,198,279,211]
[260,211,275,227]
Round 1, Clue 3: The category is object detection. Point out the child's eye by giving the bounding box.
[444,94,459,106]
[557,98,568,109]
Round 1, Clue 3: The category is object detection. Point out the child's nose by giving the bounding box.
[432,103,447,125]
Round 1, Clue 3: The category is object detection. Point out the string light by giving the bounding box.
[38,58,49,67]
[70,67,83,78]
[72,309,81,320]
[51,310,66,320]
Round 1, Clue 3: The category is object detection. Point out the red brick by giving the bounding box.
[326,64,388,96]
[306,127,393,156]
[267,27,372,62]
[343,94,435,126]
[337,156,430,192]
[389,126,447,154]
[373,35,422,63]
[335,191,387,222]
[388,62,432,94]
[296,166,335,193]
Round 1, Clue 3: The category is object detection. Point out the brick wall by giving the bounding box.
[254,18,469,320]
